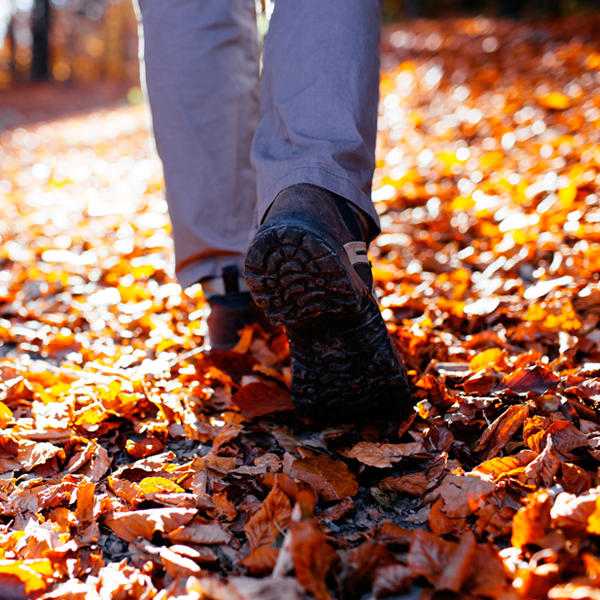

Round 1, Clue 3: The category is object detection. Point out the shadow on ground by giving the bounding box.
[0,81,137,132]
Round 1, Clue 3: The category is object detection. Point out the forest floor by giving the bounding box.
[1,15,600,600]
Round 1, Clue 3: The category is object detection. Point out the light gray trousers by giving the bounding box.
[136,0,382,288]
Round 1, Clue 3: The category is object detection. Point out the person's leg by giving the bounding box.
[245,0,411,417]
[251,0,382,239]
[136,0,260,289]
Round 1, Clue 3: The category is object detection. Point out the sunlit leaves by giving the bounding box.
[1,12,600,600]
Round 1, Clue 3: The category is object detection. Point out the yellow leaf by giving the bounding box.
[538,92,571,110]
[558,183,577,209]
[138,477,185,495]
[587,498,600,535]
[372,265,398,283]
[470,348,504,372]
[451,196,475,211]
[480,151,503,169]
[0,401,12,428]
[0,559,53,594]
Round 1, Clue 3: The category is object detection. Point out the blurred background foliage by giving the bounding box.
[0,0,139,88]
[0,0,599,89]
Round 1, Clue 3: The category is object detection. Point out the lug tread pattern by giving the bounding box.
[245,228,351,325]
[245,224,411,419]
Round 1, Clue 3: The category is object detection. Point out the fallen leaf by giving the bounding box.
[240,546,279,575]
[245,485,292,551]
[289,519,338,600]
[232,381,294,418]
[343,441,426,468]
[511,489,553,548]
[474,404,530,459]
[435,530,477,592]
[503,365,560,395]
[289,456,358,502]
[378,472,429,496]
[167,520,232,545]
[104,507,196,542]
[138,477,185,495]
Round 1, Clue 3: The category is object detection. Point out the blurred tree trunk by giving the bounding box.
[8,4,16,80]
[31,0,51,81]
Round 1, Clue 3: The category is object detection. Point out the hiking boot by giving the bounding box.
[203,265,268,350]
[244,183,411,419]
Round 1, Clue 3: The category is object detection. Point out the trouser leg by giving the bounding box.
[136,0,260,288]
[252,0,383,240]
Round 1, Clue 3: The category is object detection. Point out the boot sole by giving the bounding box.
[244,219,411,419]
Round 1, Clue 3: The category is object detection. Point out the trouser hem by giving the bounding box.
[176,253,246,289]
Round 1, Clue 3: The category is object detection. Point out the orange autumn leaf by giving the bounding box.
[472,450,537,480]
[503,365,560,395]
[582,552,600,583]
[211,491,237,522]
[511,489,553,549]
[159,546,202,578]
[125,436,165,459]
[74,480,95,526]
[586,498,600,535]
[406,530,458,585]
[435,530,477,592]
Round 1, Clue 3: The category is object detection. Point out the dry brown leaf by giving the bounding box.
[343,441,426,468]
[240,546,279,575]
[167,520,232,545]
[406,530,457,585]
[434,473,496,518]
[159,546,202,578]
[378,472,429,496]
[232,381,294,418]
[289,519,338,600]
[104,507,197,542]
[245,485,292,551]
[474,404,530,460]
[0,559,53,596]
[289,456,358,502]
[187,575,304,600]
[435,530,477,592]
[372,564,413,598]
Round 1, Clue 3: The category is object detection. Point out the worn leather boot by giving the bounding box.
[244,184,411,419]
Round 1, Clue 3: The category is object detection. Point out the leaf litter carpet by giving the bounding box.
[2,15,600,600]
